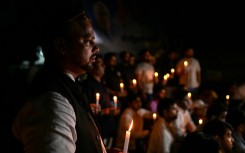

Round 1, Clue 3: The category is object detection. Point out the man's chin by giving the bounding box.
[80,62,92,71]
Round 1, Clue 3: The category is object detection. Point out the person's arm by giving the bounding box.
[196,61,201,86]
[185,111,197,133]
[12,92,77,153]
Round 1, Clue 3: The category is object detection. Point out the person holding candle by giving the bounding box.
[190,99,208,127]
[11,5,107,153]
[116,93,152,153]
[103,52,127,111]
[175,47,201,100]
[147,98,179,153]
[147,84,167,113]
[159,49,180,88]
[173,87,197,137]
[135,49,155,108]
[118,50,136,93]
[79,54,119,149]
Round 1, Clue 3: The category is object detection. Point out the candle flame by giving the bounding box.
[199,119,203,125]
[153,113,157,120]
[129,120,133,131]
[171,68,175,73]
[226,95,230,100]
[113,96,117,102]
[184,61,188,67]
[120,83,124,88]
[132,79,137,85]
[154,72,158,77]
[187,92,192,99]
[96,93,100,97]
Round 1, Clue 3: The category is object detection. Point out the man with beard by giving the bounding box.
[11,7,107,153]
[147,98,179,153]
[202,119,234,153]
[226,109,245,153]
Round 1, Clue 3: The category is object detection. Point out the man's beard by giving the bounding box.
[80,62,92,72]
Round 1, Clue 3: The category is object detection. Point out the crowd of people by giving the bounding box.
[8,3,245,153]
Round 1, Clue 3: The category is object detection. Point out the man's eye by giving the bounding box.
[80,40,94,47]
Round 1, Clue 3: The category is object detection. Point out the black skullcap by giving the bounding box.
[39,0,86,34]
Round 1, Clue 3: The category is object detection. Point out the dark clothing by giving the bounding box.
[118,63,135,90]
[103,66,123,94]
[81,74,117,139]
[28,66,103,153]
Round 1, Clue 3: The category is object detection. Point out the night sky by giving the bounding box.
[1,0,245,84]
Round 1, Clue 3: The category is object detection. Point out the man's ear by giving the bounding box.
[53,38,66,55]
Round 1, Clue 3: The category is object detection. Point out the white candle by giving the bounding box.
[153,113,157,121]
[163,74,168,85]
[154,72,158,83]
[171,68,175,74]
[113,96,117,109]
[96,93,100,107]
[187,92,192,99]
[123,120,133,153]
[120,83,124,93]
[132,79,137,87]
[198,118,203,125]
[226,95,230,100]
[184,61,188,67]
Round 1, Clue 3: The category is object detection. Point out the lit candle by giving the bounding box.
[187,92,192,99]
[170,68,175,74]
[154,72,159,83]
[153,113,157,121]
[132,79,137,87]
[226,95,230,100]
[96,93,100,107]
[170,68,175,78]
[226,94,230,105]
[198,118,203,125]
[184,61,188,67]
[120,83,124,93]
[163,74,168,85]
[123,120,133,153]
[113,96,117,109]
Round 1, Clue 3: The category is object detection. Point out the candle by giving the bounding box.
[184,61,188,67]
[163,74,168,85]
[132,79,137,87]
[96,93,100,107]
[226,95,230,100]
[170,68,175,74]
[198,118,203,125]
[154,72,159,83]
[187,92,192,99]
[170,68,175,78]
[153,113,157,121]
[226,94,230,105]
[120,82,124,93]
[113,96,117,109]
[123,120,133,153]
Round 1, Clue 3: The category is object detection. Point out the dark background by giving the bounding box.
[1,0,245,82]
[1,0,245,152]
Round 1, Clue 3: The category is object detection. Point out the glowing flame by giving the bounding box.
[120,83,124,88]
[153,113,157,120]
[226,95,230,100]
[184,61,188,67]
